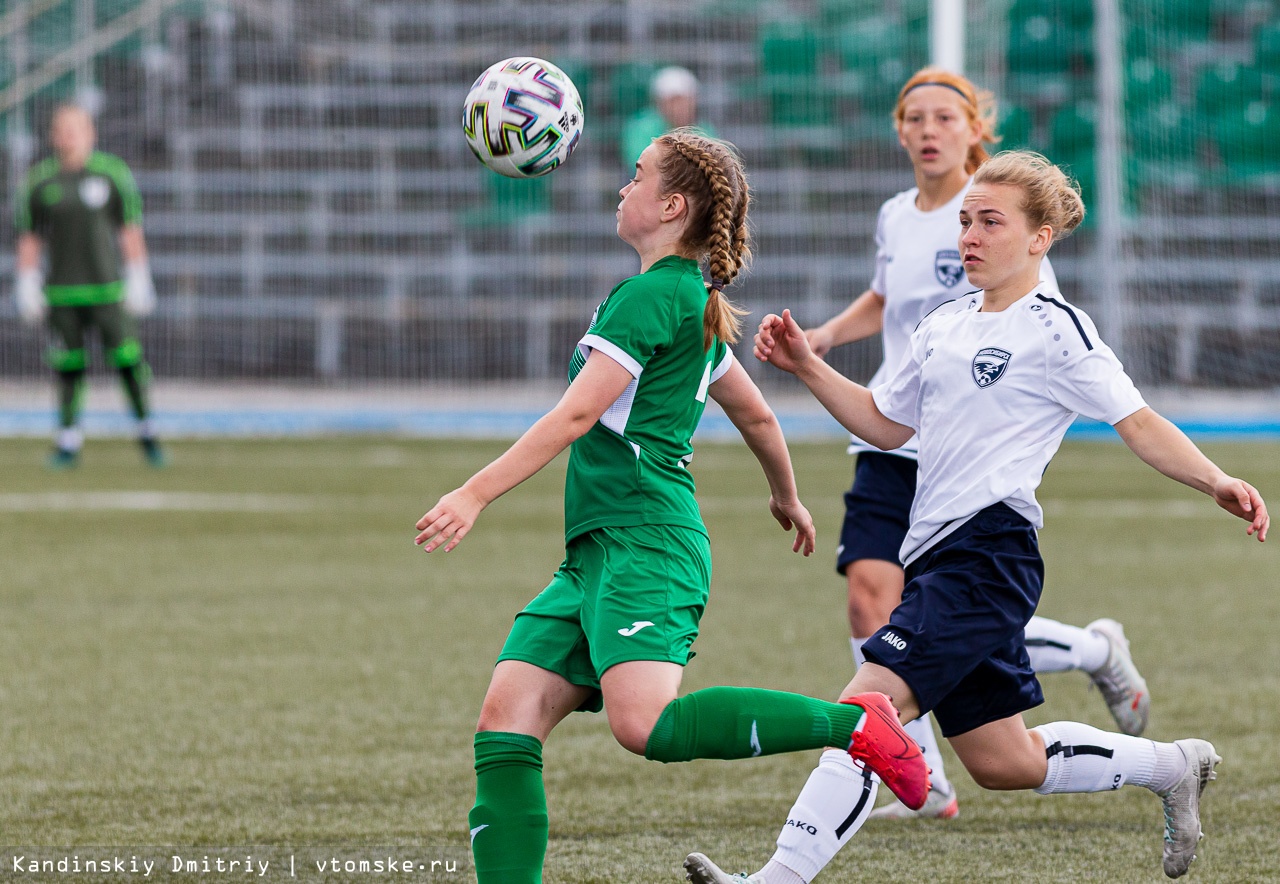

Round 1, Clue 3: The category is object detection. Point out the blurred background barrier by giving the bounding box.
[1,0,1278,394]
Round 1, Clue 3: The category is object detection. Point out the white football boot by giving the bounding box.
[1086,618,1151,736]
[867,779,959,820]
[684,853,765,884]
[1158,739,1220,879]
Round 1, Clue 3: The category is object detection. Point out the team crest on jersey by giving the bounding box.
[934,249,964,287]
[79,176,110,209]
[972,347,1012,388]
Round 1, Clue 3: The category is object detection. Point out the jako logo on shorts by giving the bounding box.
[881,631,907,651]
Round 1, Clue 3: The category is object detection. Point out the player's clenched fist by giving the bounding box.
[753,309,815,376]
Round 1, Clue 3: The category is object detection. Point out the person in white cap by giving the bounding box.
[621,66,715,170]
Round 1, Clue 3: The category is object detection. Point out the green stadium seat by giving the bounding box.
[608,62,657,123]
[760,18,820,76]
[1255,22,1280,95]
[997,103,1036,151]
[1130,101,1199,163]
[817,0,883,28]
[834,17,910,111]
[762,77,839,128]
[1129,100,1204,200]
[1006,2,1092,108]
[1129,0,1213,42]
[1048,99,1096,165]
[1214,100,1280,184]
[757,18,835,127]
[1046,100,1103,212]
[29,2,75,57]
[1196,61,1266,121]
[1062,0,1094,30]
[1008,8,1090,74]
[1123,25,1156,66]
[1125,58,1173,112]
[95,0,144,26]
[463,173,551,228]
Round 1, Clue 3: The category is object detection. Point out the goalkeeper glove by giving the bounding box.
[123,261,157,316]
[15,268,47,325]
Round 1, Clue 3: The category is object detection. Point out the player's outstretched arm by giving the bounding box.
[1114,406,1269,541]
[415,350,634,553]
[708,358,815,556]
[755,309,912,451]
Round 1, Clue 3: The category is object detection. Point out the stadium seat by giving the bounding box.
[1195,60,1267,121]
[761,77,839,128]
[1255,22,1280,93]
[1214,100,1280,185]
[1129,101,1204,202]
[1048,99,1096,165]
[817,0,883,28]
[1006,2,1091,107]
[757,17,836,128]
[463,173,551,228]
[1125,58,1173,113]
[608,62,657,123]
[759,18,821,76]
[1007,5,1091,74]
[834,16,911,111]
[997,103,1036,151]
[1047,100,1103,210]
[1130,0,1213,42]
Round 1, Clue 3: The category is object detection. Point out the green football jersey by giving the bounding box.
[563,255,732,542]
[17,151,143,306]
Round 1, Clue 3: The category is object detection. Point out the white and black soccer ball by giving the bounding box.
[462,57,584,179]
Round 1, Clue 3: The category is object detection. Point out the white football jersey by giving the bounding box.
[850,180,1057,457]
[871,287,1146,565]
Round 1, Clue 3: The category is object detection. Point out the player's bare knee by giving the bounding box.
[607,714,655,755]
[846,564,903,635]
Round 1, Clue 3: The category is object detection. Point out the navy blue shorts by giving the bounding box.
[836,452,916,574]
[861,503,1045,738]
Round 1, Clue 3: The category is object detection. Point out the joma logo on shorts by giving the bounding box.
[618,621,655,637]
[881,631,907,651]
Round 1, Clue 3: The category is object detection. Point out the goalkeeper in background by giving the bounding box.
[14,103,165,468]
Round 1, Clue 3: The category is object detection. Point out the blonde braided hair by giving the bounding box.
[655,129,752,350]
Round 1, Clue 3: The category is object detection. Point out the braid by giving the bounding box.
[657,130,752,350]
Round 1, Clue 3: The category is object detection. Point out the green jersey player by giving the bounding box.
[415,130,931,884]
[14,104,164,468]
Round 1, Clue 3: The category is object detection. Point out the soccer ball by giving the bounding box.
[462,57,584,178]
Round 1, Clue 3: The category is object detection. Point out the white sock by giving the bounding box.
[757,860,805,884]
[904,713,951,795]
[56,427,84,452]
[761,748,878,882]
[1033,721,1184,794]
[850,635,867,669]
[1024,616,1110,674]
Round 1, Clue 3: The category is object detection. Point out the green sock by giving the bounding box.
[644,686,864,762]
[117,363,151,421]
[56,369,86,429]
[470,732,548,884]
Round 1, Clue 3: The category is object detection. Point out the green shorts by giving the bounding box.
[498,524,711,713]
[47,301,140,368]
